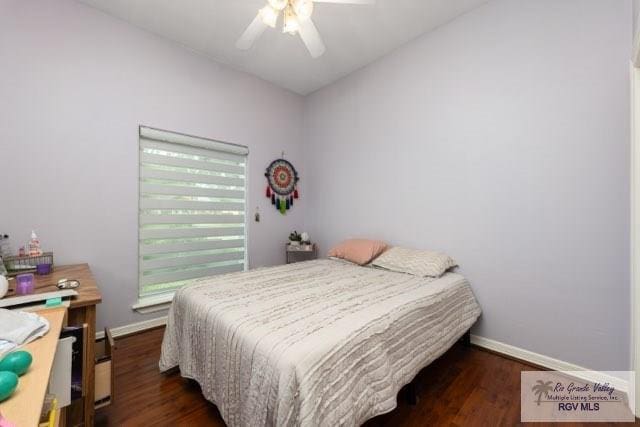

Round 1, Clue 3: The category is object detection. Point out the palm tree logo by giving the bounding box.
[531,380,554,406]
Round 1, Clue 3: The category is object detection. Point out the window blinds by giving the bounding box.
[138,127,248,297]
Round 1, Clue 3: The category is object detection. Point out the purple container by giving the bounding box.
[16,273,35,295]
[36,263,52,275]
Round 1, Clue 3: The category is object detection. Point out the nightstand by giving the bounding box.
[286,243,317,264]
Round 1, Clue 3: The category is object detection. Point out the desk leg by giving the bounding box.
[66,305,96,427]
[83,306,96,427]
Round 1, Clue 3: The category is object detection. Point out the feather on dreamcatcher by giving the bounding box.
[265,158,299,215]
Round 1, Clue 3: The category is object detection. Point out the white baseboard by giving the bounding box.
[471,334,630,393]
[95,316,167,340]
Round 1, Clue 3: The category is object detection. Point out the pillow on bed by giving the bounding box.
[327,239,388,266]
[370,246,457,277]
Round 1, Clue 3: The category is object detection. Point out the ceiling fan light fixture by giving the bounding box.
[237,0,375,58]
[267,0,288,11]
[259,5,279,28]
[282,7,300,35]
[292,0,314,21]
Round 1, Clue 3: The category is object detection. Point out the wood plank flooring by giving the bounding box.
[95,327,638,426]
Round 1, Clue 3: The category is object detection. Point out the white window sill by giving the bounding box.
[132,293,175,314]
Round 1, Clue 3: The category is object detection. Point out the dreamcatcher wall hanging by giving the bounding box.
[265,158,299,215]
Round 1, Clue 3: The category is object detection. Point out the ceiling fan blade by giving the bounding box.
[236,14,268,50]
[298,19,326,58]
[312,0,375,4]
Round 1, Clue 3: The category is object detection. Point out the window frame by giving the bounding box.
[133,126,249,312]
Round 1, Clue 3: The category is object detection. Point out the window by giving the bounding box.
[137,126,248,303]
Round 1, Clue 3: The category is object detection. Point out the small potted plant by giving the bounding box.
[288,231,302,247]
[300,232,311,250]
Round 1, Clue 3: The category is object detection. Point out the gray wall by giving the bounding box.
[0,0,633,371]
[634,0,640,37]
[0,0,305,330]
[303,0,631,370]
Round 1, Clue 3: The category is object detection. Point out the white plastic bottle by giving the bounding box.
[29,230,42,256]
[0,275,8,299]
[0,235,12,258]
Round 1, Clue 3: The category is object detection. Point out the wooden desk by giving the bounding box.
[6,265,102,427]
[0,308,66,427]
[5,264,103,310]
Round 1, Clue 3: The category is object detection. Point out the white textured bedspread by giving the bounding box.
[159,259,481,427]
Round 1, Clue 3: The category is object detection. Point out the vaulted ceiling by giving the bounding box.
[76,0,489,95]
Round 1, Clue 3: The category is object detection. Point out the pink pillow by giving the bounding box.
[328,239,388,266]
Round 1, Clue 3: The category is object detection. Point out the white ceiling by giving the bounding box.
[76,0,489,95]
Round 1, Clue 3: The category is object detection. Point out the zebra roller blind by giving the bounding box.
[138,126,248,298]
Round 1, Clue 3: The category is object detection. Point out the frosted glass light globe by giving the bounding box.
[268,0,288,11]
[283,7,300,34]
[259,5,279,28]
[293,0,314,21]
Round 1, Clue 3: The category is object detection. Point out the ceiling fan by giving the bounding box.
[236,0,376,58]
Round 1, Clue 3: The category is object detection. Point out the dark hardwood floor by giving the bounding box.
[95,327,638,427]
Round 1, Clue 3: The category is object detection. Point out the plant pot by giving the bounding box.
[289,241,300,246]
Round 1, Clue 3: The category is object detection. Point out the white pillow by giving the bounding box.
[370,247,457,277]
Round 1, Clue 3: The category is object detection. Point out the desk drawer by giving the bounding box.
[48,336,75,408]
[94,328,115,409]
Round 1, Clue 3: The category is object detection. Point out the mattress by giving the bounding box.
[159,259,481,427]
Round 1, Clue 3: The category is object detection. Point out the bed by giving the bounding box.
[159,258,481,427]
